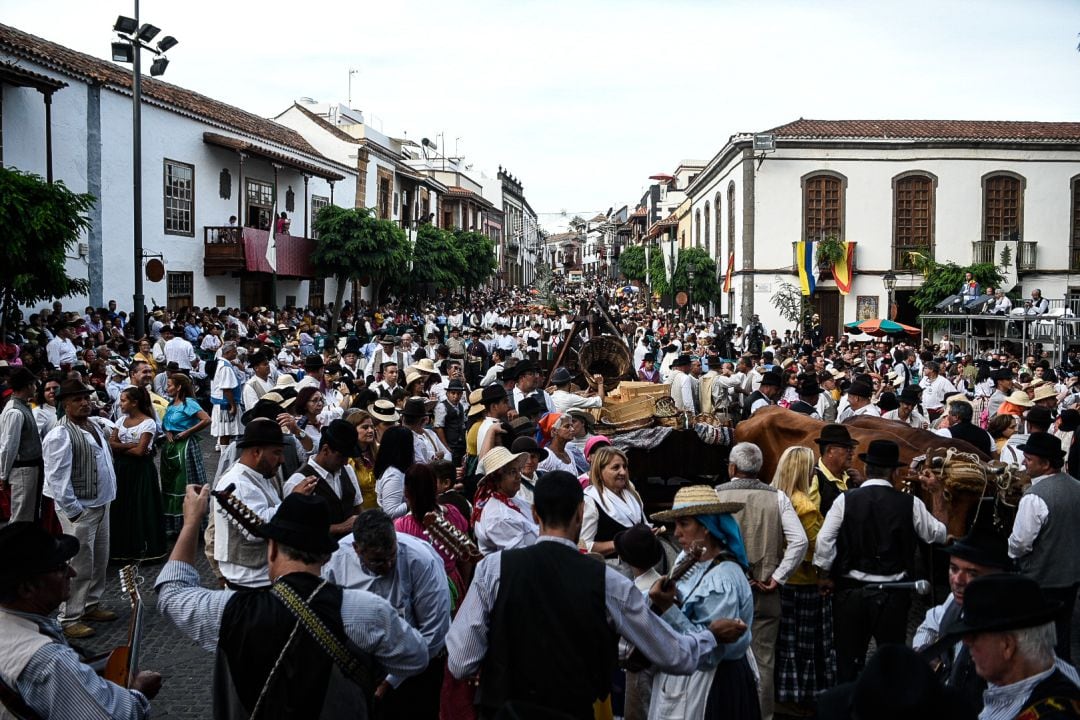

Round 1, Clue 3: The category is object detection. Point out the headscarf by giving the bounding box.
[697,513,750,570]
[536,412,562,448]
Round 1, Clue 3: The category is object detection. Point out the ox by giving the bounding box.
[735,406,994,538]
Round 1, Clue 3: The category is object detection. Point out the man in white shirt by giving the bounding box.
[42,380,119,639]
[163,326,199,371]
[919,361,957,420]
[668,354,695,412]
[837,380,878,422]
[0,369,43,523]
[45,323,78,368]
[883,385,929,429]
[510,360,556,415]
[241,351,275,410]
[549,367,603,413]
[401,398,450,465]
[284,419,363,538]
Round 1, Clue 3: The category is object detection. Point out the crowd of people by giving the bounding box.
[0,280,1078,720]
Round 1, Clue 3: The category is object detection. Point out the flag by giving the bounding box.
[265,202,278,273]
[645,245,651,287]
[722,251,735,294]
[832,241,855,295]
[796,240,818,296]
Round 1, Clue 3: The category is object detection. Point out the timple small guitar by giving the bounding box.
[423,511,482,563]
[102,565,142,688]
[211,482,267,539]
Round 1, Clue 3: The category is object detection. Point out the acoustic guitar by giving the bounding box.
[422,511,483,563]
[102,565,142,688]
[211,482,267,538]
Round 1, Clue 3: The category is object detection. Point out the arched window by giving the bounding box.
[703,202,711,254]
[801,172,847,242]
[714,192,723,259]
[892,172,936,270]
[695,209,702,248]
[726,182,736,260]
[982,172,1025,243]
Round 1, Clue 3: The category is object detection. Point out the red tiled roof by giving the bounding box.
[765,119,1080,142]
[444,186,495,209]
[204,132,344,182]
[629,206,648,219]
[0,23,330,160]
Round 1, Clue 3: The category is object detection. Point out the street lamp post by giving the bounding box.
[112,5,177,338]
[883,269,897,321]
[687,267,696,322]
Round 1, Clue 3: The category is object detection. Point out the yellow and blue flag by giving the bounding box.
[796,240,818,296]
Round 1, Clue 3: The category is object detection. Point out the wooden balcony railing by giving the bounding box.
[972,240,995,265]
[204,226,245,275]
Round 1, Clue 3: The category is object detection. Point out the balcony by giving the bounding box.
[972,239,1037,272]
[1017,241,1036,272]
[1072,246,1080,272]
[971,240,995,265]
[893,244,932,271]
[203,226,317,278]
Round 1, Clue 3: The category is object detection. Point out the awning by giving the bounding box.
[243,228,317,278]
[204,132,345,181]
[0,62,67,93]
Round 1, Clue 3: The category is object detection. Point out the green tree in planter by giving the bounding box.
[617,244,647,283]
[410,224,466,293]
[0,167,93,336]
[452,230,498,298]
[311,206,410,333]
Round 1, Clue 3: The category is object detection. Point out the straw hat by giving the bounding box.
[1032,385,1059,403]
[479,446,528,477]
[1003,390,1034,408]
[275,374,298,389]
[404,370,424,388]
[367,399,400,423]
[409,358,438,375]
[467,388,487,417]
[650,485,744,523]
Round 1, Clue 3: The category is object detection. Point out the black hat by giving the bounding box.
[303,354,325,371]
[401,397,430,420]
[517,395,545,418]
[241,397,285,425]
[236,418,286,448]
[816,645,975,720]
[759,371,783,387]
[1025,405,1054,429]
[613,524,663,570]
[991,368,1013,381]
[481,384,508,406]
[798,380,822,397]
[812,423,855,451]
[1058,408,1080,433]
[858,439,904,468]
[7,368,36,391]
[672,354,692,367]
[510,435,548,460]
[342,336,362,354]
[877,392,899,413]
[550,367,573,385]
[942,574,1062,637]
[262,494,339,555]
[511,360,539,379]
[446,378,466,392]
[898,386,922,405]
[55,378,93,400]
[847,380,874,398]
[0,522,78,582]
[1016,431,1065,462]
[943,525,1013,570]
[642,353,656,363]
[321,418,363,457]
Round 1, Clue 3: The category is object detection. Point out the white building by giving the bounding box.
[684,119,1080,338]
[1,22,357,314]
[480,167,539,288]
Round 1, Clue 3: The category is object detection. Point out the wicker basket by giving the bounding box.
[597,415,654,434]
[578,335,633,393]
[653,396,682,428]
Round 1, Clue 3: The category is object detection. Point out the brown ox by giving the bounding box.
[735,406,993,537]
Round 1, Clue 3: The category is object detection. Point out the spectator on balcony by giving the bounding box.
[992,289,1013,315]
[959,271,980,300]
[1029,289,1050,316]
[275,211,291,235]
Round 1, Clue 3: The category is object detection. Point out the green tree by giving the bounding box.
[410,223,466,292]
[648,247,719,305]
[0,167,93,336]
[452,230,498,298]
[908,256,1003,329]
[311,206,411,333]
[618,244,647,283]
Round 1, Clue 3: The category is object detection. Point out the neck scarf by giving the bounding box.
[584,484,642,528]
[472,481,522,526]
[697,513,750,569]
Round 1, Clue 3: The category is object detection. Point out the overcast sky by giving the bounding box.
[6,0,1080,231]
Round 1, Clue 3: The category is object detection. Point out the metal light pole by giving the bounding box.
[112,6,177,338]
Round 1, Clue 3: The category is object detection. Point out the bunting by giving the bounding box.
[832,241,855,295]
[796,240,817,296]
[722,252,735,294]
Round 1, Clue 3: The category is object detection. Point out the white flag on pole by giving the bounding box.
[645,245,651,287]
[265,202,278,273]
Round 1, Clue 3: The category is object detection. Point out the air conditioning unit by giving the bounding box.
[78,243,89,257]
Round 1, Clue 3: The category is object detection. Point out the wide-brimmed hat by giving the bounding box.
[1058,408,1080,433]
[480,446,528,477]
[510,435,548,461]
[1031,385,1059,403]
[0,522,79,581]
[1017,431,1065,461]
[409,358,438,375]
[275,374,298,389]
[321,418,363,457]
[991,368,1013,382]
[847,380,874,399]
[943,525,1013,570]
[404,370,424,388]
[798,380,822,397]
[509,360,539,380]
[55,378,93,400]
[1024,406,1054,429]
[235,418,286,448]
[898,386,922,405]
[650,485,744,522]
[550,367,573,385]
[1003,390,1034,408]
[759,371,783,387]
[567,408,595,430]
[401,397,430,420]
[672,354,692,367]
[815,423,858,448]
[516,395,545,419]
[367,399,400,423]
[262,494,339,555]
[241,397,285,424]
[942,574,1062,637]
[481,384,508,406]
[446,378,466,392]
[7,367,37,391]
[614,524,663,569]
[858,439,904,468]
[303,354,325,371]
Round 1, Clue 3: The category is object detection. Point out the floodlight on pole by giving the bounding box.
[136,23,160,42]
[113,15,138,33]
[149,57,169,76]
[111,42,134,63]
[156,35,178,52]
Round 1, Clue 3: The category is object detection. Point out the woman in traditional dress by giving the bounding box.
[374,425,414,519]
[395,463,471,604]
[581,446,648,560]
[108,386,166,561]
[473,446,537,555]
[536,413,577,474]
[160,373,210,536]
[648,485,758,720]
[345,409,380,510]
[771,446,837,710]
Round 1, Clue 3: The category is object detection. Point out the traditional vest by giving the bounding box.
[440,400,465,451]
[222,469,281,570]
[789,400,818,416]
[0,610,52,720]
[744,389,771,416]
[1020,473,1080,587]
[58,418,100,500]
[298,462,356,525]
[717,479,783,583]
[835,484,917,578]
[479,541,616,719]
[700,375,719,414]
[1019,669,1080,719]
[214,573,376,720]
[2,399,41,463]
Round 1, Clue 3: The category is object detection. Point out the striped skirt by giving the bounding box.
[775,583,838,704]
[160,434,208,536]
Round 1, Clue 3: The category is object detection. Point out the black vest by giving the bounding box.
[815,468,843,518]
[298,463,356,525]
[593,502,630,556]
[1021,669,1080,718]
[478,541,617,719]
[744,389,770,415]
[789,400,817,416]
[214,573,376,719]
[441,400,465,451]
[835,484,917,577]
[948,422,993,456]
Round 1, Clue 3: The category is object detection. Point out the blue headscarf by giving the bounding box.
[696,513,750,570]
